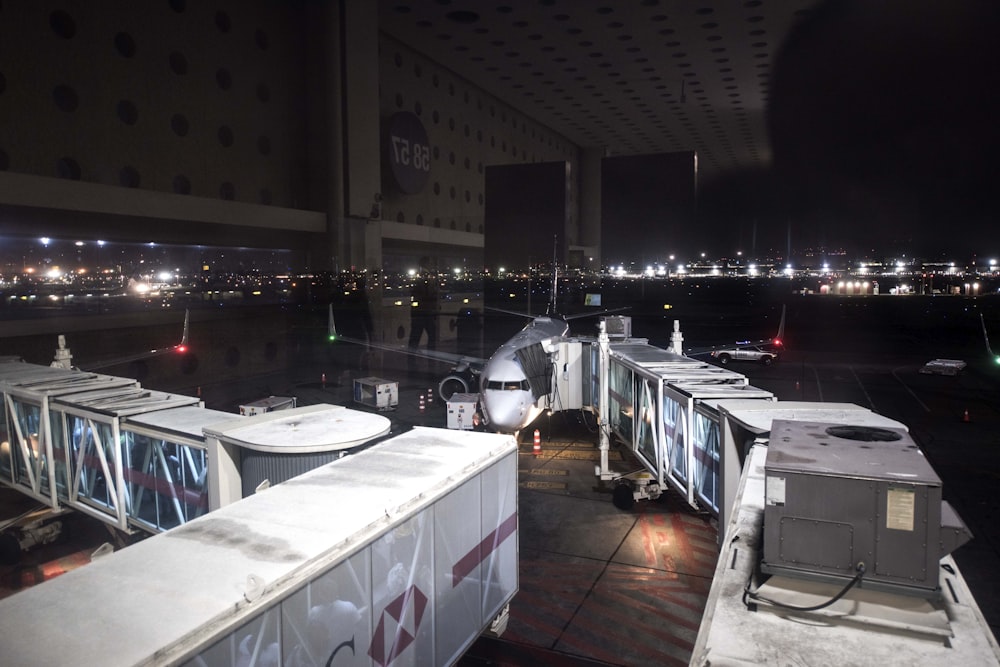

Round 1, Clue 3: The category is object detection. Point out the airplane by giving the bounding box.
[50,308,191,371]
[329,261,612,435]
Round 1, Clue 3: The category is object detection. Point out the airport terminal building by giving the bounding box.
[0,0,611,274]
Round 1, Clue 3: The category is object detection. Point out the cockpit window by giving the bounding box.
[486,379,530,391]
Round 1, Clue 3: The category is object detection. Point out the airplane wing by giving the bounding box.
[328,305,486,372]
[73,309,191,371]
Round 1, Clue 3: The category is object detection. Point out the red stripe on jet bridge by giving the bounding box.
[452,512,517,587]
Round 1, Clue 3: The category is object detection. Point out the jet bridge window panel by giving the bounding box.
[51,412,71,500]
[279,549,373,666]
[664,393,688,486]
[0,397,10,482]
[693,410,721,513]
[187,606,281,667]
[608,359,633,444]
[122,431,209,532]
[8,399,46,495]
[636,376,658,470]
[69,415,119,515]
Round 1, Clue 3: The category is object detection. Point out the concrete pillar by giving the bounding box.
[305,0,381,272]
[579,147,603,270]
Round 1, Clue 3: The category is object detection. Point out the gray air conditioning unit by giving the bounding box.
[762,420,971,597]
[602,315,631,340]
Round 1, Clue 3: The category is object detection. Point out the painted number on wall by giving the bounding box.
[386,112,431,194]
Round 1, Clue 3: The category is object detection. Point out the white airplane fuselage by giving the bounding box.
[479,316,569,433]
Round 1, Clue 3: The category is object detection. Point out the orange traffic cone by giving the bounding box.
[533,429,541,456]
[963,408,971,423]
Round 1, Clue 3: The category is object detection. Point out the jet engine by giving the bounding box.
[438,370,476,402]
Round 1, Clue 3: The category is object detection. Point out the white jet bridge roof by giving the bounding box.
[52,386,202,417]
[0,361,139,397]
[609,339,750,384]
[123,405,245,439]
[203,403,392,453]
[0,427,519,667]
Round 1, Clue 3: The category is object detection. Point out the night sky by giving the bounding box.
[700,0,1000,259]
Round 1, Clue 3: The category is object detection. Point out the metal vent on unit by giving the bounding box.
[824,425,903,442]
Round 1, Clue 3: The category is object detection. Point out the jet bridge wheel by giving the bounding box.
[612,483,635,511]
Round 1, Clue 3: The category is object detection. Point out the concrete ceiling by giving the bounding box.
[379,0,819,184]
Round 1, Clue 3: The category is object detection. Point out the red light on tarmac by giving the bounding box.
[176,345,188,353]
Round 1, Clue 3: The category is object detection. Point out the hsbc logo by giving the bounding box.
[367,585,428,666]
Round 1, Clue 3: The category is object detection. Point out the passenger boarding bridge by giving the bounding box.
[0,360,390,537]
[546,317,775,521]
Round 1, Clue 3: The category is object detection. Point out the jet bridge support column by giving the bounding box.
[596,321,613,480]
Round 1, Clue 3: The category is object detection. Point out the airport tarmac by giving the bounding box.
[2,292,1000,665]
[283,338,1000,665]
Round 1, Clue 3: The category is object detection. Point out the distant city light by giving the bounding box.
[40,237,50,246]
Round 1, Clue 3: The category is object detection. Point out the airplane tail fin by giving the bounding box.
[774,304,786,344]
[981,313,998,363]
[173,308,190,353]
[328,304,337,341]
[180,309,190,346]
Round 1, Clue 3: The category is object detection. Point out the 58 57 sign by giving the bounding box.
[386,112,431,194]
